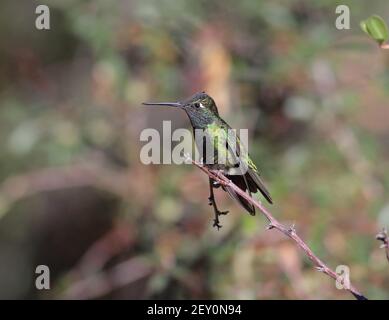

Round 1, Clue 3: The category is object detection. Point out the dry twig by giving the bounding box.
[189,158,367,300]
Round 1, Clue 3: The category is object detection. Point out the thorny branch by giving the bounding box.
[376,228,389,264]
[189,158,368,300]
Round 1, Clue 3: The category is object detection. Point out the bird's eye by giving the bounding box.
[194,103,200,108]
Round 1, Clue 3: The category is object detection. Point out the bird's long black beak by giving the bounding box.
[142,101,182,108]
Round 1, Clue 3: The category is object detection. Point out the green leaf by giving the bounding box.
[360,15,389,45]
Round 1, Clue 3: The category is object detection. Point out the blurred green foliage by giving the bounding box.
[0,0,389,299]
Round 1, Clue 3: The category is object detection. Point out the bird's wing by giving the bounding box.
[211,124,256,215]
[245,158,273,204]
[224,175,256,215]
[224,123,273,205]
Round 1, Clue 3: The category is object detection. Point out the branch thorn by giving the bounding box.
[315,266,325,272]
[266,223,274,230]
[288,223,296,235]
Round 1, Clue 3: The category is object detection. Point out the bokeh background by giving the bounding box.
[0,0,389,299]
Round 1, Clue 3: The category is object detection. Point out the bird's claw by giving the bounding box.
[208,181,228,230]
[211,209,228,229]
[213,218,222,230]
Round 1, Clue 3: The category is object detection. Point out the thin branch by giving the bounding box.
[376,228,389,264]
[189,158,367,300]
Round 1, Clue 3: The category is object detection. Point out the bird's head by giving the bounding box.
[181,92,219,116]
[143,91,219,116]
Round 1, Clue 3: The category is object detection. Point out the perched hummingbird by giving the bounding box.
[143,92,272,229]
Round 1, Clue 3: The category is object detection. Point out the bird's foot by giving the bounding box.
[211,209,229,230]
[213,218,222,230]
[208,182,228,230]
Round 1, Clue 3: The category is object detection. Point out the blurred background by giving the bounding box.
[0,0,389,299]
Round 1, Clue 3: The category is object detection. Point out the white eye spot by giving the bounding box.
[199,103,205,108]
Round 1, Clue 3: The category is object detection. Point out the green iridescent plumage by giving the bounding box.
[143,92,272,229]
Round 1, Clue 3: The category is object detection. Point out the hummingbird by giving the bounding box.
[143,92,272,229]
